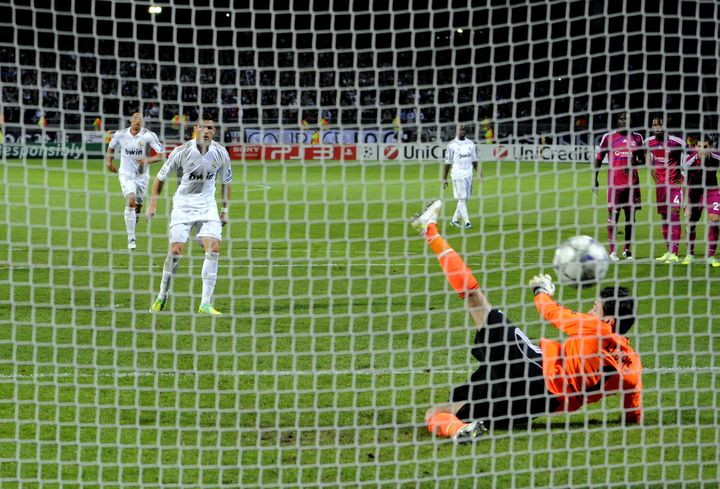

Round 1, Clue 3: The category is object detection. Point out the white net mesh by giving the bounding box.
[1,1,719,487]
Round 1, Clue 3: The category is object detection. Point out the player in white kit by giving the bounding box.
[146,117,232,315]
[443,125,479,228]
[106,112,164,249]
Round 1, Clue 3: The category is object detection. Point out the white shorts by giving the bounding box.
[118,173,149,204]
[452,176,474,200]
[169,220,223,245]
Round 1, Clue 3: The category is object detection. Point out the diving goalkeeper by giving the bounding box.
[410,200,643,443]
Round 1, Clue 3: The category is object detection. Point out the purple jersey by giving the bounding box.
[595,131,644,187]
[646,134,684,185]
[683,151,720,189]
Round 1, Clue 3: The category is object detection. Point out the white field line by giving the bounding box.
[1,366,717,381]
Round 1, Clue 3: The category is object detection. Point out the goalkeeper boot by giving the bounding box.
[198,303,222,315]
[410,200,442,234]
[708,256,720,268]
[665,253,680,264]
[622,250,633,260]
[655,252,670,263]
[609,251,620,261]
[150,297,166,312]
[682,254,694,265]
[453,420,489,444]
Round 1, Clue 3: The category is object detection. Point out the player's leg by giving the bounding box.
[622,206,636,260]
[119,175,138,249]
[425,403,488,442]
[410,200,490,327]
[655,186,669,260]
[133,176,149,224]
[622,188,641,260]
[150,223,189,312]
[450,178,467,228]
[665,187,682,262]
[607,209,621,260]
[197,222,224,315]
[684,192,704,264]
[124,193,138,249]
[425,401,468,436]
[706,190,720,267]
[452,177,473,228]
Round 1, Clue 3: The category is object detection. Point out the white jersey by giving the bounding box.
[445,138,478,179]
[156,140,232,224]
[108,127,163,177]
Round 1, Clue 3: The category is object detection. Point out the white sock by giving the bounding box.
[158,254,180,300]
[124,206,136,241]
[201,252,219,305]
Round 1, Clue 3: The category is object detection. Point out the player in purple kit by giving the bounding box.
[681,136,720,267]
[645,116,686,264]
[593,112,646,260]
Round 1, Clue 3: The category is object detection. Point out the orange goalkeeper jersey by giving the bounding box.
[534,293,643,424]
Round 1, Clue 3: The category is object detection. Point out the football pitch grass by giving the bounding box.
[1,158,718,488]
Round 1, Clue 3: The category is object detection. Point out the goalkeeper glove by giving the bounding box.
[529,273,555,296]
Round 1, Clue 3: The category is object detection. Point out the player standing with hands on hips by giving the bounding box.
[443,124,479,229]
[645,115,685,264]
[105,112,164,250]
[146,115,232,315]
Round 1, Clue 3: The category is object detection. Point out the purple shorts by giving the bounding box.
[608,186,642,212]
[655,185,682,216]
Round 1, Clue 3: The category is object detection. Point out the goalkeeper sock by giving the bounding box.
[425,223,478,298]
[426,412,466,438]
[669,211,681,255]
[158,253,180,300]
[201,252,219,304]
[708,222,719,257]
[124,206,137,241]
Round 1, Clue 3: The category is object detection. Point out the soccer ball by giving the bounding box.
[552,236,609,286]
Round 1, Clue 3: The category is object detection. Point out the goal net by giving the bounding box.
[2,1,719,487]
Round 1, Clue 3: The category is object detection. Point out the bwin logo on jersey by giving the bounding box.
[456,152,473,159]
[125,148,143,156]
[187,171,215,181]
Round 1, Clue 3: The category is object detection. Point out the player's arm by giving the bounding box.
[532,287,593,337]
[219,183,231,226]
[105,141,117,173]
[593,144,607,194]
[466,289,492,330]
[621,375,643,424]
[472,144,481,180]
[146,151,178,221]
[442,163,451,189]
[645,151,658,183]
[142,153,164,165]
[145,178,164,221]
[219,152,233,226]
[443,146,452,189]
[140,135,165,166]
[105,147,117,173]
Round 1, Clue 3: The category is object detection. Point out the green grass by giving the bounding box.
[1,157,719,488]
